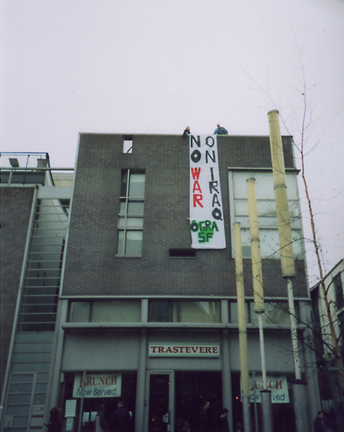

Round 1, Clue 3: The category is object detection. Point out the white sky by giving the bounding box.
[1,0,343,285]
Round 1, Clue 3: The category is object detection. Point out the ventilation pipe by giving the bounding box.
[268,109,310,432]
[233,222,251,432]
[246,178,273,432]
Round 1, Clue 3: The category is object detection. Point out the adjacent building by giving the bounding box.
[311,259,344,429]
[1,133,320,432]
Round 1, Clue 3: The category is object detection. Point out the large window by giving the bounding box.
[69,301,141,323]
[148,301,221,323]
[117,170,145,256]
[228,170,303,259]
[229,300,296,325]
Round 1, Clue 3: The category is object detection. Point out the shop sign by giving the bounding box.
[149,343,220,357]
[189,134,226,249]
[73,374,122,398]
[248,376,289,403]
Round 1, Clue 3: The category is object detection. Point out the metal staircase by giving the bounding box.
[2,197,69,432]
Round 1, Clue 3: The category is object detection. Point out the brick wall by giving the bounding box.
[62,134,307,297]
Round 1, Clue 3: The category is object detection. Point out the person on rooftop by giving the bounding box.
[183,126,191,137]
[214,124,228,135]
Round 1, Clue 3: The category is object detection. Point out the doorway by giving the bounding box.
[145,371,174,432]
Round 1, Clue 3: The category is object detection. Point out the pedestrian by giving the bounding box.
[314,411,326,432]
[95,404,107,432]
[183,126,191,137]
[200,401,211,432]
[109,400,132,432]
[214,124,228,135]
[220,409,230,432]
[182,420,190,432]
[234,421,242,432]
[44,407,62,432]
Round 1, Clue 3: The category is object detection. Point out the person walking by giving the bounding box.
[95,404,107,432]
[220,408,230,432]
[314,411,327,432]
[44,407,61,432]
[109,400,132,432]
[199,401,211,432]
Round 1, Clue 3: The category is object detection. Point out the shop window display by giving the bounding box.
[60,372,136,432]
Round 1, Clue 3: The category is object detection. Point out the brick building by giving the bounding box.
[1,133,320,432]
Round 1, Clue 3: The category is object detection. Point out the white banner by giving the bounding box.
[189,135,226,249]
[249,376,289,403]
[73,374,122,398]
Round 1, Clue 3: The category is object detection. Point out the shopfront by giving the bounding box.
[58,329,227,432]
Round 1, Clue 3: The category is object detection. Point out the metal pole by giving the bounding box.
[252,372,258,432]
[78,371,86,432]
[233,222,251,432]
[261,390,273,432]
[258,314,267,391]
[246,179,273,432]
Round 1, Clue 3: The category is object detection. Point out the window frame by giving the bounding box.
[116,169,145,257]
[228,168,304,260]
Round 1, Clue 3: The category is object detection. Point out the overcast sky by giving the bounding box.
[1,0,343,285]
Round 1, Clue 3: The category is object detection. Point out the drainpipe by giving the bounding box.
[246,178,273,432]
[268,109,310,432]
[233,223,251,432]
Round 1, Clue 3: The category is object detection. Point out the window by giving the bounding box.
[117,170,145,256]
[229,301,295,325]
[148,301,221,323]
[228,170,303,259]
[69,301,141,323]
[123,135,133,153]
[333,273,344,310]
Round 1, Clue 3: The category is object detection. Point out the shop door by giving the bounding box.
[145,371,174,432]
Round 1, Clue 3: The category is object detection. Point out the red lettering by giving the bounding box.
[151,346,158,353]
[191,167,201,180]
[173,347,178,353]
[193,194,203,208]
[158,347,164,353]
[186,347,191,353]
[200,347,205,353]
[87,377,93,386]
[212,347,218,354]
[192,347,198,353]
[192,181,202,194]
[166,347,172,353]
[99,377,105,385]
[276,380,282,389]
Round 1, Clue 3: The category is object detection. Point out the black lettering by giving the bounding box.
[190,221,199,232]
[212,208,222,220]
[190,135,201,148]
[212,194,221,207]
[209,180,219,194]
[210,167,215,181]
[191,150,201,163]
[205,136,215,147]
[205,150,216,163]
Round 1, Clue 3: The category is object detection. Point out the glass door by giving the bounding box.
[145,371,174,432]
